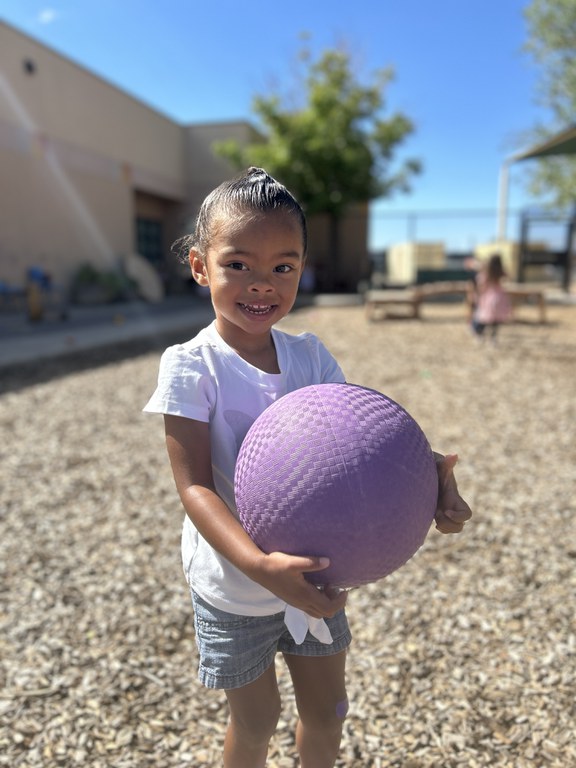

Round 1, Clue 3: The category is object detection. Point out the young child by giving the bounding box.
[471,254,512,342]
[144,167,471,768]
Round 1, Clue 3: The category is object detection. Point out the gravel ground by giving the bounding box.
[1,301,575,767]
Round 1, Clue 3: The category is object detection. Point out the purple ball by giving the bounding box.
[235,383,438,589]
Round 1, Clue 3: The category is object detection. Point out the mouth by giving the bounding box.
[238,303,277,316]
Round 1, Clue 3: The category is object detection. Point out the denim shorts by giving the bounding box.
[191,591,352,690]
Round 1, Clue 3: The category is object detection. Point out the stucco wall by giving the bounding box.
[0,21,187,288]
[0,22,186,185]
[0,21,370,295]
[307,205,370,291]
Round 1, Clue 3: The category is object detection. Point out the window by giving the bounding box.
[136,217,164,269]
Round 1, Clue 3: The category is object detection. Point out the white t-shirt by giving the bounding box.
[144,320,345,616]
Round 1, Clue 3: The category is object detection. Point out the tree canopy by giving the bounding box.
[215,40,420,288]
[523,0,576,207]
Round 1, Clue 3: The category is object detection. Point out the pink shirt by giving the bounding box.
[475,275,512,324]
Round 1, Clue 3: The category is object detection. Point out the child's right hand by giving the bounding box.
[252,552,348,618]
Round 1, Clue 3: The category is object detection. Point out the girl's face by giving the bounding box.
[190,209,305,351]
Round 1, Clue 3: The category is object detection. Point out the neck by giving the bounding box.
[215,321,280,373]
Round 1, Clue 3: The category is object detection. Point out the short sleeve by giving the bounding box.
[316,338,346,384]
[143,345,215,421]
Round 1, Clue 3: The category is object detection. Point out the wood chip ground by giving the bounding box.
[1,302,575,767]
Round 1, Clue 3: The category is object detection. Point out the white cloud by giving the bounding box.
[37,8,59,25]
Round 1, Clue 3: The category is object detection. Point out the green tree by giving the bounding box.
[215,41,420,289]
[523,0,576,207]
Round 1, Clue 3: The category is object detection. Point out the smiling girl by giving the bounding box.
[144,167,471,767]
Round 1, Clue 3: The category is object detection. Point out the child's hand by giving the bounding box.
[254,552,348,618]
[434,453,472,534]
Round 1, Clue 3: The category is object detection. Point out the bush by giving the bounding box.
[70,264,135,304]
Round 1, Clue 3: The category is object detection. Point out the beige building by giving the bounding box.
[0,21,368,300]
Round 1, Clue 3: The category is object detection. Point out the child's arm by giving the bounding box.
[433,453,472,533]
[164,414,347,619]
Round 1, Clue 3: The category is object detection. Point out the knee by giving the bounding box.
[335,697,349,720]
[301,696,349,734]
[231,694,282,745]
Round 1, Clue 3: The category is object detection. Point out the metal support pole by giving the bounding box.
[563,206,575,292]
[497,161,510,241]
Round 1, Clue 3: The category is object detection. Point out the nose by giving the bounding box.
[249,271,274,292]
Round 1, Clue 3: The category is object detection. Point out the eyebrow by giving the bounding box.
[269,252,304,264]
[220,247,302,260]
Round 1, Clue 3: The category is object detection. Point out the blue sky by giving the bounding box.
[1,0,552,252]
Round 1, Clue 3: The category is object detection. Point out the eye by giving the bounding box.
[274,264,295,273]
[227,261,247,271]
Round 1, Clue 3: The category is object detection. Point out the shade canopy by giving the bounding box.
[514,125,576,161]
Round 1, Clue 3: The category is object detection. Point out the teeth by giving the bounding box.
[242,304,272,314]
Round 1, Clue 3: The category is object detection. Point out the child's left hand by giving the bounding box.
[434,453,472,534]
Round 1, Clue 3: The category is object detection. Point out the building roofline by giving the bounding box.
[1,20,261,136]
[1,18,183,128]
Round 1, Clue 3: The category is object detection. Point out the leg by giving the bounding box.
[283,650,348,768]
[471,318,485,337]
[223,664,281,768]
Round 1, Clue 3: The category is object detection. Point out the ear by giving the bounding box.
[190,250,209,286]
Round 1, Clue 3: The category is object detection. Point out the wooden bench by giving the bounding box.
[364,288,422,320]
[503,284,547,324]
[365,281,547,323]
[365,282,471,321]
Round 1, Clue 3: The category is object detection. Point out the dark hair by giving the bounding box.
[174,167,307,261]
[486,254,506,283]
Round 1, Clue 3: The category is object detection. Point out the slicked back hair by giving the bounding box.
[174,167,307,261]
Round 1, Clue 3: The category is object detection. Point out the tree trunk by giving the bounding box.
[328,212,340,291]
